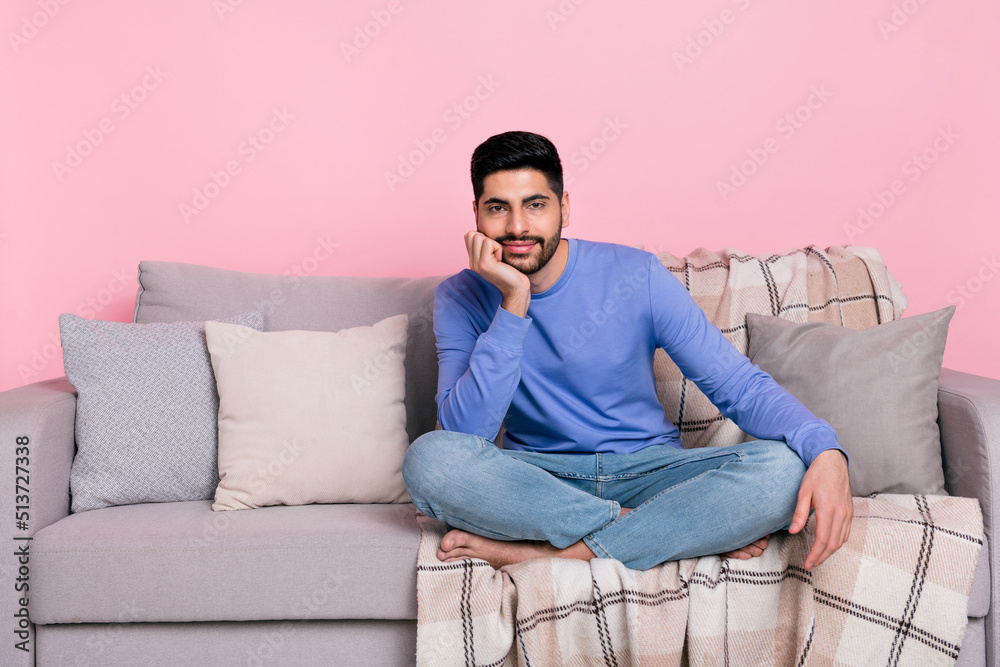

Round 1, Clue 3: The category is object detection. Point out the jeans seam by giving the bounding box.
[600,448,747,481]
[551,472,597,481]
[587,451,745,561]
[584,535,613,559]
[622,451,745,518]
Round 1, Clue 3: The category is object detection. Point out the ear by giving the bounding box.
[472,199,480,229]
[560,190,570,229]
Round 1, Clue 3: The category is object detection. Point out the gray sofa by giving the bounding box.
[1,259,997,666]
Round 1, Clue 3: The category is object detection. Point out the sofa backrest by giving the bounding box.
[132,260,448,444]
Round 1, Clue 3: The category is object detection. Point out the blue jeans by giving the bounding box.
[403,431,807,570]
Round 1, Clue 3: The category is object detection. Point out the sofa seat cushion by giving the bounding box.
[30,501,421,624]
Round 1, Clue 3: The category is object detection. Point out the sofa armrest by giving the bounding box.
[0,377,77,529]
[0,377,77,666]
[938,367,1000,666]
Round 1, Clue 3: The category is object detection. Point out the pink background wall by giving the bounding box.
[2,0,998,391]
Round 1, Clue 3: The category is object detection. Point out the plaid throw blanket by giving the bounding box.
[648,245,907,449]
[415,494,983,666]
[418,245,970,663]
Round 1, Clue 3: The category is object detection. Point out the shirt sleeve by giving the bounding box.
[646,256,848,468]
[433,283,532,440]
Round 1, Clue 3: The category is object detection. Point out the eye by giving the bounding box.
[488,205,505,213]
[528,202,544,209]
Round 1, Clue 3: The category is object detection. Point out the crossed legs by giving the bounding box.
[402,430,806,571]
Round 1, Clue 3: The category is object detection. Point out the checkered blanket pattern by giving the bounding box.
[415,494,983,666]
[649,245,908,449]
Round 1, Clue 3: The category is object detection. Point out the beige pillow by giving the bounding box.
[205,314,410,510]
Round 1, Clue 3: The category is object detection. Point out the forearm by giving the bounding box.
[436,304,531,439]
[717,363,845,467]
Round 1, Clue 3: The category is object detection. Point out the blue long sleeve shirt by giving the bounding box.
[433,238,844,467]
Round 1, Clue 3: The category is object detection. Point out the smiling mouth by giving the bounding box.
[503,242,537,254]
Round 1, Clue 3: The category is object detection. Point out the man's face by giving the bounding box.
[474,168,569,276]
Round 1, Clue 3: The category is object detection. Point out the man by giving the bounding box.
[403,131,852,572]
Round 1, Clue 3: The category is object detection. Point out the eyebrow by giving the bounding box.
[482,193,551,207]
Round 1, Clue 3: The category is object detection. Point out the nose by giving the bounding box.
[506,208,529,236]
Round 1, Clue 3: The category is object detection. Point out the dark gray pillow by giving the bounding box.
[60,311,264,512]
[746,307,955,497]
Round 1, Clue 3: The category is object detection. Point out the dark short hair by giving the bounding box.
[470,131,564,203]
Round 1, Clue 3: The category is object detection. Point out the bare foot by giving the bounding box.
[721,534,770,560]
[437,529,595,568]
[437,507,633,568]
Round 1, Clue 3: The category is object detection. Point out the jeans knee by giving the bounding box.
[753,441,806,509]
[402,430,479,502]
[402,432,437,496]
[775,443,808,481]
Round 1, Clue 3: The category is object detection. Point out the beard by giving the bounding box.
[495,224,563,276]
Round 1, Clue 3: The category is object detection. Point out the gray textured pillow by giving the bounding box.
[59,311,264,512]
[746,307,954,497]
